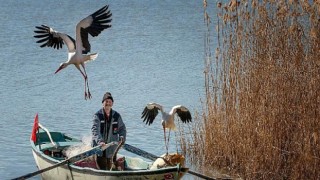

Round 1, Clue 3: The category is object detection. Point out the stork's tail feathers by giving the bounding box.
[85,53,98,63]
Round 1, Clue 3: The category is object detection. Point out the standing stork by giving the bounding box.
[33,4,112,100]
[141,102,192,154]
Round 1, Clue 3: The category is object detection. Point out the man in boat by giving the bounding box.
[91,91,127,170]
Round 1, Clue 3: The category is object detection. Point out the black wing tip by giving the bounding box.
[33,25,65,50]
[35,24,50,30]
[141,107,156,126]
[178,110,192,123]
[91,4,111,18]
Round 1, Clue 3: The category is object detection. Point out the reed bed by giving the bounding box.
[179,0,320,179]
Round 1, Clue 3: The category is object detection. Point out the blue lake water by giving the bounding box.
[0,0,219,179]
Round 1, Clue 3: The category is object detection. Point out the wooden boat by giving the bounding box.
[29,119,188,180]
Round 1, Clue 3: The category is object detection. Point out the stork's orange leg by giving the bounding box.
[83,76,91,100]
[167,130,171,153]
[75,65,89,100]
[163,127,168,155]
[81,64,91,99]
[84,77,88,100]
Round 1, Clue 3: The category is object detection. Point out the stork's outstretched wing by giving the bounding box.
[171,105,192,123]
[76,5,112,54]
[34,25,76,52]
[141,103,163,125]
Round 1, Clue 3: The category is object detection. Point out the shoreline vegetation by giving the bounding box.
[179,0,320,179]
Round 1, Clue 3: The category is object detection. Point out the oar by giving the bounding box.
[12,142,117,180]
[110,137,124,170]
[122,143,219,180]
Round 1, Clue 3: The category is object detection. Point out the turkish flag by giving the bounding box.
[31,113,39,143]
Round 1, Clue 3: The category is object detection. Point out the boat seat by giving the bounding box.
[36,132,68,144]
[38,141,82,150]
[36,131,81,149]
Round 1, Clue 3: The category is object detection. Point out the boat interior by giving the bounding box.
[34,130,152,171]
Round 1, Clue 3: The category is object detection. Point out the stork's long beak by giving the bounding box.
[54,66,63,74]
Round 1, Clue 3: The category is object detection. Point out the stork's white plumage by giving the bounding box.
[141,102,192,154]
[34,5,112,100]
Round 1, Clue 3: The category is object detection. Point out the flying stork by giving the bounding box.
[33,4,112,100]
[141,103,192,154]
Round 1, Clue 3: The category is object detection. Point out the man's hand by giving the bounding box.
[119,136,124,143]
[99,142,106,150]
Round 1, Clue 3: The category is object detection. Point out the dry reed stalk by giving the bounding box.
[179,0,320,179]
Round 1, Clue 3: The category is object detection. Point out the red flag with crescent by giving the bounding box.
[31,113,39,142]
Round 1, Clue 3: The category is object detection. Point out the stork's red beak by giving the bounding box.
[54,66,63,74]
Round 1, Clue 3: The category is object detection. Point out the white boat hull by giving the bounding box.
[32,149,185,180]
